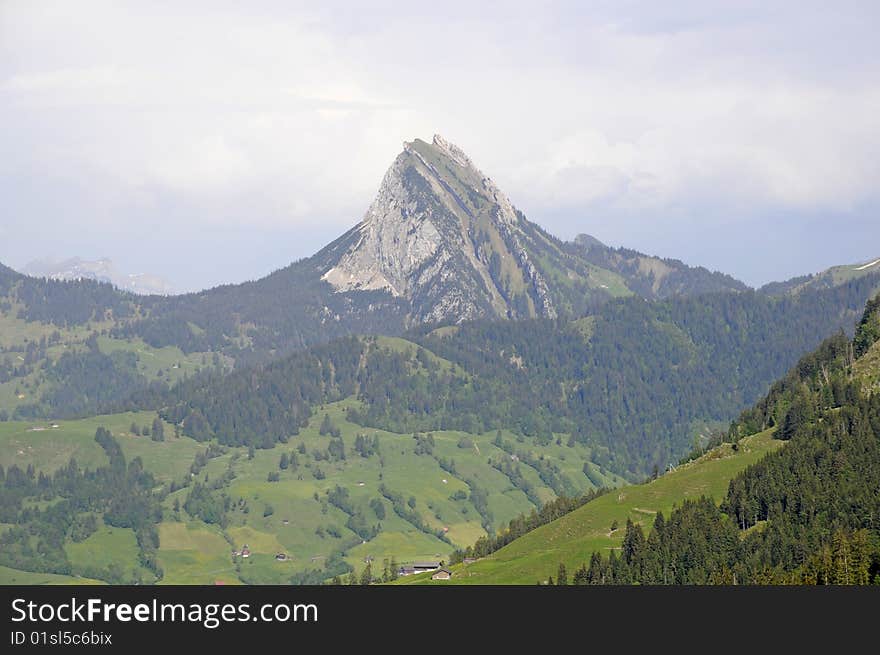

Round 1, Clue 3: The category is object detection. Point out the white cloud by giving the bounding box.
[149,135,253,192]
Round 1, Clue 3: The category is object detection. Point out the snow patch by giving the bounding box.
[854,258,880,271]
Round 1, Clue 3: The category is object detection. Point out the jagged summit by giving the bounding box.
[314,134,753,326]
[24,134,753,358]
[319,134,559,323]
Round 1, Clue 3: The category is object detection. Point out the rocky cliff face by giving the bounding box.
[319,135,559,323]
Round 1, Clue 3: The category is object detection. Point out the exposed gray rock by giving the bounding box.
[321,135,557,323]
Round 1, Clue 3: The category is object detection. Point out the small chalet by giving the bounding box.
[398,561,444,577]
[431,568,452,580]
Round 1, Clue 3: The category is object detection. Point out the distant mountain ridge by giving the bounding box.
[0,134,875,363]
[760,256,880,296]
[571,236,750,299]
[112,135,754,357]
[313,135,752,322]
[19,257,173,296]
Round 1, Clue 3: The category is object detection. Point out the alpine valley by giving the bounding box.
[1,135,879,585]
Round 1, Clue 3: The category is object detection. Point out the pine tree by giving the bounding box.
[556,562,568,586]
[832,531,851,585]
[849,530,871,585]
[588,551,604,584]
[319,414,335,436]
[622,519,646,580]
[151,417,164,442]
[819,544,833,585]
[360,562,372,585]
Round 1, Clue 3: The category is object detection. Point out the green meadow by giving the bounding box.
[0,412,202,483]
[395,429,783,585]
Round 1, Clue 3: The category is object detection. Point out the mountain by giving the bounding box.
[315,135,752,320]
[759,256,880,297]
[318,135,562,322]
[116,135,750,359]
[20,257,173,295]
[1,135,872,365]
[129,133,638,356]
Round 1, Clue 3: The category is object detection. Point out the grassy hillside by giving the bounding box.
[853,333,880,393]
[0,304,218,418]
[0,411,200,483]
[0,397,625,584]
[395,429,782,584]
[190,398,624,583]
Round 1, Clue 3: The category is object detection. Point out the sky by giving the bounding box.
[2,1,879,292]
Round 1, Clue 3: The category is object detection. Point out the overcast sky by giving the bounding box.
[2,1,879,292]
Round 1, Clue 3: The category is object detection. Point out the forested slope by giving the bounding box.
[120,274,880,479]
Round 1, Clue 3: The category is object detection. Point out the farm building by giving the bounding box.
[431,569,452,580]
[399,561,442,576]
[412,561,441,572]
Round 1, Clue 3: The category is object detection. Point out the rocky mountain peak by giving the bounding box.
[319,135,558,323]
[428,133,475,168]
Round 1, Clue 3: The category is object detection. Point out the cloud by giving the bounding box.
[1,1,878,288]
[149,135,253,193]
[4,66,123,93]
